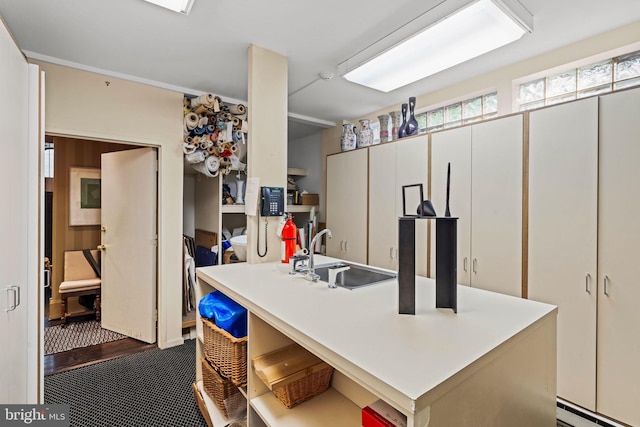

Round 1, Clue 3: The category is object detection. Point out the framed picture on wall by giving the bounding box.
[69,167,101,226]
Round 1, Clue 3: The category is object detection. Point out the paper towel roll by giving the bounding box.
[228,104,246,115]
[185,150,206,164]
[182,143,197,154]
[184,113,198,130]
[189,93,215,108]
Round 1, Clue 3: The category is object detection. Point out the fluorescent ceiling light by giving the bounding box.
[341,0,532,92]
[142,0,194,14]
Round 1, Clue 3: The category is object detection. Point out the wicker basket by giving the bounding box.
[201,358,245,418]
[271,364,334,408]
[202,317,248,387]
[252,343,334,409]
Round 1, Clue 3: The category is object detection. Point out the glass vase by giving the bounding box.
[389,110,403,140]
[357,119,374,148]
[406,97,419,137]
[398,103,408,138]
[377,114,391,143]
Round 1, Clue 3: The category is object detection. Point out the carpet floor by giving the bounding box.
[44,339,208,427]
[45,320,127,355]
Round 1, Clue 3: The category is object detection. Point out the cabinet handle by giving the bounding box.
[4,285,20,312]
[585,273,591,293]
[463,257,468,272]
[344,240,349,252]
[604,275,610,296]
[339,240,344,251]
[472,258,477,273]
[389,247,394,260]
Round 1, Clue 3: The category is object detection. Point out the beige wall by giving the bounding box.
[34,61,184,349]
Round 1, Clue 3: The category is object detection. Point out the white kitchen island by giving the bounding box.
[195,256,557,427]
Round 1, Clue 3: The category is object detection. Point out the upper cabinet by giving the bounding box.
[326,149,368,264]
[369,136,429,274]
[431,115,523,297]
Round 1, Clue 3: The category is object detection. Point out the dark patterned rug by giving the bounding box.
[45,339,208,427]
[44,320,127,355]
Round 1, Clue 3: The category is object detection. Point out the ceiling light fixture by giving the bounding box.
[338,0,533,92]
[142,0,194,15]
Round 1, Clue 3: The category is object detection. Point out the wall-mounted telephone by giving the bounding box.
[260,186,284,216]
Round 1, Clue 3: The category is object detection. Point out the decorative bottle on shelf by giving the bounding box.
[340,123,357,151]
[357,119,374,148]
[377,114,390,143]
[406,97,419,137]
[389,110,403,140]
[398,103,408,138]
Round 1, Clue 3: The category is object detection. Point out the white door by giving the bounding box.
[471,115,523,297]
[528,98,598,410]
[430,126,472,283]
[101,148,157,343]
[342,149,368,264]
[0,21,39,403]
[597,88,640,427]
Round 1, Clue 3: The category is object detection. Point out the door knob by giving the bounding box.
[101,226,107,232]
[97,244,106,251]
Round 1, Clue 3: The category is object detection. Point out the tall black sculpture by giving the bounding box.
[398,164,457,315]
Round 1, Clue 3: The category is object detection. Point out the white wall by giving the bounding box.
[288,131,323,220]
[33,61,185,349]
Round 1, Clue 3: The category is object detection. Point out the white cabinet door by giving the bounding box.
[597,88,640,427]
[369,137,428,274]
[326,149,368,264]
[430,126,472,284]
[0,22,34,403]
[396,137,429,276]
[369,143,397,270]
[471,115,523,297]
[326,153,344,259]
[528,98,598,411]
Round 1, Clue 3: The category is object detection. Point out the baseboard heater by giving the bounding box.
[557,398,626,427]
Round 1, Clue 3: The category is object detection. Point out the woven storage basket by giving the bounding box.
[202,317,247,386]
[201,358,245,418]
[271,363,333,408]
[252,343,334,409]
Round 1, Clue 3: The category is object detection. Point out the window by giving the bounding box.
[420,92,498,133]
[518,50,640,111]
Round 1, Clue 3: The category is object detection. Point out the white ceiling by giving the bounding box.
[1,0,640,140]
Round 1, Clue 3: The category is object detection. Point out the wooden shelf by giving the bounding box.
[250,388,361,427]
[221,204,246,214]
[287,168,308,177]
[286,205,318,213]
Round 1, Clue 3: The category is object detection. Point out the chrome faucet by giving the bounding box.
[305,228,332,282]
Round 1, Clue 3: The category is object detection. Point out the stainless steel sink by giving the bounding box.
[313,262,397,290]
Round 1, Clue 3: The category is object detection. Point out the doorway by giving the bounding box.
[43,135,158,373]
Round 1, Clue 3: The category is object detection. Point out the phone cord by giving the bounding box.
[257,217,268,258]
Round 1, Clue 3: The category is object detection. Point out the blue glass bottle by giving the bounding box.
[406,97,419,136]
[398,103,408,138]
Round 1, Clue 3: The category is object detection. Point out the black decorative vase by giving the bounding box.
[398,103,408,138]
[406,97,419,136]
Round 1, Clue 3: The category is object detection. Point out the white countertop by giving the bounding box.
[196,256,556,413]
